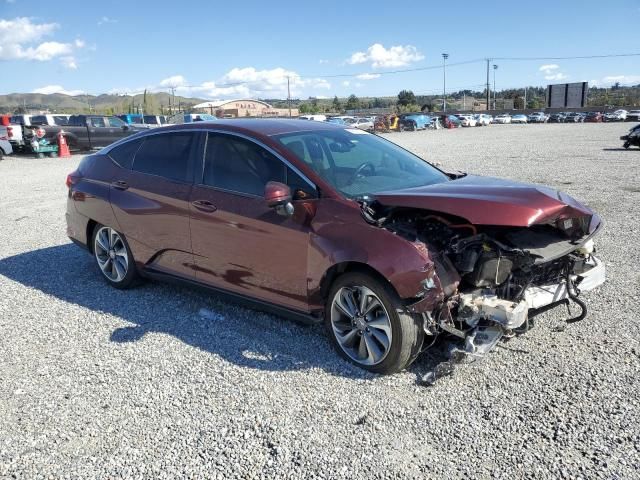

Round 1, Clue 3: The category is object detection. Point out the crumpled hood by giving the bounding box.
[374,175,597,229]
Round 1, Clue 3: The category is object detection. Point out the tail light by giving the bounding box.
[7,126,13,138]
[66,170,79,189]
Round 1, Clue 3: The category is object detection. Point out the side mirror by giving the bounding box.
[265,181,294,216]
[122,125,129,130]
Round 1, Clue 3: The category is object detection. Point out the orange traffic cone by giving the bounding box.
[57,130,71,158]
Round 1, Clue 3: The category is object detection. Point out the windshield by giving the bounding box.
[275,128,448,198]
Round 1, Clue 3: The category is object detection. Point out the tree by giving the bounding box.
[299,103,310,114]
[332,95,341,112]
[345,94,359,110]
[397,90,416,107]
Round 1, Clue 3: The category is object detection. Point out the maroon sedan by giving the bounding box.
[66,120,605,374]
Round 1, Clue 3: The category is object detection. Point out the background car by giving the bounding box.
[456,114,477,127]
[564,112,585,123]
[604,109,627,122]
[528,112,549,123]
[511,114,528,124]
[474,114,492,126]
[626,110,640,122]
[493,114,512,124]
[548,113,566,123]
[350,117,374,131]
[585,112,604,123]
[440,114,462,128]
[0,125,12,160]
[399,113,430,130]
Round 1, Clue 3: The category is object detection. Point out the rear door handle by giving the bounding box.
[112,180,129,191]
[192,200,217,213]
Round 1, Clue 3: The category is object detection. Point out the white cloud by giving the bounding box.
[539,64,559,73]
[160,75,188,88]
[152,67,330,99]
[32,85,84,96]
[0,17,84,69]
[356,73,380,80]
[97,16,117,26]
[318,59,329,64]
[342,80,350,87]
[347,43,424,68]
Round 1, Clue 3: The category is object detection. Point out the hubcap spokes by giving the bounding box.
[331,286,392,366]
[95,227,128,282]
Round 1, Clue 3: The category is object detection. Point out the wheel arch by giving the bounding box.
[86,219,98,253]
[317,261,400,306]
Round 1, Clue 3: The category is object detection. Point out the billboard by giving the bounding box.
[546,82,588,108]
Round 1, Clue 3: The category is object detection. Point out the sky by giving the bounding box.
[1,0,640,100]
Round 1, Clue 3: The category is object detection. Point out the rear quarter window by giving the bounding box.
[108,138,143,169]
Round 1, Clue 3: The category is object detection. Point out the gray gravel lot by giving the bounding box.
[0,123,639,479]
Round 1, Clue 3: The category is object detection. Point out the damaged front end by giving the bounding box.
[361,195,606,366]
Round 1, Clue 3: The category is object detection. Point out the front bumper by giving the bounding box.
[524,255,605,309]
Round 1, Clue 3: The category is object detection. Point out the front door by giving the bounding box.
[189,132,315,312]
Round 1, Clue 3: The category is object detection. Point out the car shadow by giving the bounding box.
[0,244,447,382]
[602,147,637,151]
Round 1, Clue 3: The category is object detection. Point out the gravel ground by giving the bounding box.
[0,123,639,479]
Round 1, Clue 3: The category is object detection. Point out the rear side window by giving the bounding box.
[132,132,197,182]
[31,115,48,125]
[108,138,143,169]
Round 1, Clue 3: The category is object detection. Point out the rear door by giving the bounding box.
[109,131,203,278]
[189,132,315,312]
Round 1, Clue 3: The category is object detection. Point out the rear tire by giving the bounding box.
[91,224,139,289]
[624,142,630,149]
[325,272,424,374]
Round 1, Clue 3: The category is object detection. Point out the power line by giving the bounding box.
[492,53,640,61]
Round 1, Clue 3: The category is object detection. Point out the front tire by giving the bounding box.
[325,272,424,374]
[623,142,630,149]
[92,224,138,289]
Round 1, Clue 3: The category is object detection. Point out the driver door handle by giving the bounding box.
[192,199,217,213]
[112,180,129,190]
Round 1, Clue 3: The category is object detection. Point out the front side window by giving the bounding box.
[276,129,448,198]
[132,132,196,182]
[52,116,69,126]
[89,117,106,128]
[202,133,286,196]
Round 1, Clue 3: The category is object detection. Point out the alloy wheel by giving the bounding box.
[94,226,129,283]
[330,286,393,366]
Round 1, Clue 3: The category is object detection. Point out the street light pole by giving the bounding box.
[492,64,498,110]
[442,53,448,112]
[287,76,292,117]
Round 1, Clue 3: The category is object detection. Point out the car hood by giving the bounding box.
[374,174,596,229]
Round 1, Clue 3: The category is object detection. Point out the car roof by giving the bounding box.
[143,118,347,137]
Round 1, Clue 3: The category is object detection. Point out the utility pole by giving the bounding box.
[463,92,466,111]
[442,53,448,112]
[287,76,292,117]
[493,64,498,110]
[524,86,527,110]
[170,87,176,114]
[486,59,490,112]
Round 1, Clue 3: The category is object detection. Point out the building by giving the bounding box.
[193,99,298,118]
